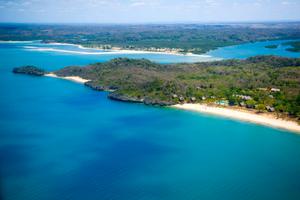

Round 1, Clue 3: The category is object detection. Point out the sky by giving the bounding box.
[0,0,300,23]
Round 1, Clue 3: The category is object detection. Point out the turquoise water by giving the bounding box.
[1,41,300,200]
[207,39,300,59]
[1,41,215,64]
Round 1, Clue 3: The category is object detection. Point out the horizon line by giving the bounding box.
[1,20,300,25]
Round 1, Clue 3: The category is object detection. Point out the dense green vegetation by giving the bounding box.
[13,66,46,76]
[265,45,278,49]
[284,41,300,52]
[1,23,300,54]
[47,56,300,120]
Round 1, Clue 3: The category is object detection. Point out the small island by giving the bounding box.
[265,45,278,49]
[284,41,300,52]
[13,56,300,132]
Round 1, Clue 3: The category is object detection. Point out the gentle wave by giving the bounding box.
[45,42,87,49]
[0,40,36,44]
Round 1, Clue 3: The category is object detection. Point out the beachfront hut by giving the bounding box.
[234,94,252,100]
[266,106,275,112]
[271,88,281,92]
[239,102,246,107]
[258,88,268,91]
[216,100,229,106]
[190,97,196,102]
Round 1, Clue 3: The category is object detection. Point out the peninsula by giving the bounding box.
[13,56,300,132]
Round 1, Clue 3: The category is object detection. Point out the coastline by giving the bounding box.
[1,40,203,57]
[44,73,90,84]
[2,39,300,58]
[172,104,300,134]
[17,40,216,58]
[43,73,300,134]
[42,73,300,134]
[47,42,210,57]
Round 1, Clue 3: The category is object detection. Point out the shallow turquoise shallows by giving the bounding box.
[0,41,300,200]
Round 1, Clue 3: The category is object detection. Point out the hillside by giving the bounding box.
[13,56,300,120]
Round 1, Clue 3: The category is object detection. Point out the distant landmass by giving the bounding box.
[265,45,278,49]
[284,41,300,52]
[1,22,300,54]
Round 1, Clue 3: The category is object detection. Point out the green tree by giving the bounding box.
[245,100,257,109]
[256,104,266,113]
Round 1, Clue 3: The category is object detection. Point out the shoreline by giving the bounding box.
[172,104,300,134]
[43,74,300,134]
[44,73,90,84]
[46,42,213,57]
[2,39,300,58]
[0,40,216,58]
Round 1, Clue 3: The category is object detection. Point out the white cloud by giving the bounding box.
[129,0,161,7]
[281,1,291,5]
[131,2,146,7]
[205,0,220,7]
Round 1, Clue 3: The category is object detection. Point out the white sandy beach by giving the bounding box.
[23,41,219,59]
[47,42,197,56]
[44,73,90,84]
[173,104,300,134]
[26,45,212,57]
[44,72,300,134]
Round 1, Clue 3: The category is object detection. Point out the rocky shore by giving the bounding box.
[108,92,174,106]
[12,66,175,106]
[84,81,117,92]
[108,93,144,103]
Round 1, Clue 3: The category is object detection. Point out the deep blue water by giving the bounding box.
[0,41,300,200]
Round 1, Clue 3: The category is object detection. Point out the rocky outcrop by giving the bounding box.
[108,92,144,103]
[13,66,46,76]
[84,81,118,91]
[108,92,174,106]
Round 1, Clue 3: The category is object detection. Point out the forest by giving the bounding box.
[1,22,300,53]
[14,56,300,121]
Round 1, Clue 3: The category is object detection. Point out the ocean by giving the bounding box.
[0,40,300,200]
